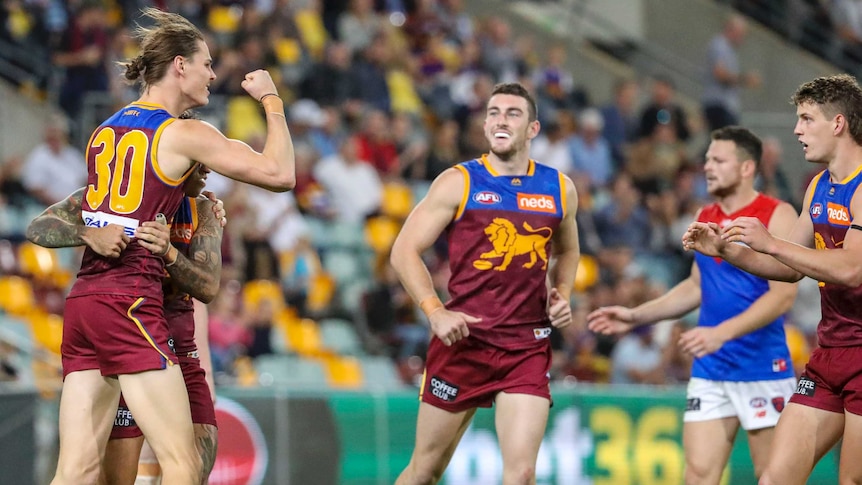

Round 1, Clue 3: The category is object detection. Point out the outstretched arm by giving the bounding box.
[26,188,129,257]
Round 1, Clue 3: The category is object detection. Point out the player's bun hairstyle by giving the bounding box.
[121,8,205,90]
[792,74,862,145]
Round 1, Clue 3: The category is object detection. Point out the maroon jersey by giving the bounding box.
[445,157,565,349]
[70,102,194,298]
[807,169,862,347]
[164,196,198,353]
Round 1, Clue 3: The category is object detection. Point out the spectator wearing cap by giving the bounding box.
[569,108,613,189]
[289,98,337,158]
[638,76,690,142]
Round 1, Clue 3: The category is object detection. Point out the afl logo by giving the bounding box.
[473,191,501,204]
[810,203,823,218]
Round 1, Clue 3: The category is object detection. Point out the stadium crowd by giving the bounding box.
[0,0,823,392]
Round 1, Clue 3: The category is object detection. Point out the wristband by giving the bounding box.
[260,94,285,117]
[258,93,281,103]
[419,296,444,317]
[164,246,178,267]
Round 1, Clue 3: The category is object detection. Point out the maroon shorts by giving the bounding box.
[110,353,217,440]
[420,337,552,412]
[62,295,177,378]
[789,346,862,415]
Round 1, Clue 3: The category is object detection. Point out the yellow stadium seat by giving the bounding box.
[785,324,811,373]
[306,273,336,314]
[29,312,63,355]
[18,242,59,280]
[208,5,241,34]
[243,279,285,314]
[364,216,401,254]
[225,96,266,142]
[574,254,599,293]
[323,355,364,389]
[274,37,303,65]
[381,182,414,220]
[0,276,37,316]
[285,318,323,356]
[295,9,328,60]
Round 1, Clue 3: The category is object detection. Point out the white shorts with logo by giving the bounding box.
[683,377,796,430]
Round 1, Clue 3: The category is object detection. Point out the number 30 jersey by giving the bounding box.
[70,102,194,298]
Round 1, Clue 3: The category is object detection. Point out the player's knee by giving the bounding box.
[54,464,101,485]
[684,460,719,485]
[503,463,536,484]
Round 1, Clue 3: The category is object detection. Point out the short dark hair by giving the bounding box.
[791,74,862,145]
[490,83,538,121]
[711,125,762,167]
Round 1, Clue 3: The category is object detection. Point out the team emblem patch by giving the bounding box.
[533,327,551,339]
[429,376,459,402]
[750,397,767,408]
[795,376,816,397]
[772,358,787,372]
[686,398,701,411]
[772,397,785,413]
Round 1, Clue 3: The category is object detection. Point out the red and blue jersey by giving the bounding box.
[808,168,862,347]
[694,193,794,381]
[71,102,194,298]
[445,156,566,349]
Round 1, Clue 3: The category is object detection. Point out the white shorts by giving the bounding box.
[683,377,796,431]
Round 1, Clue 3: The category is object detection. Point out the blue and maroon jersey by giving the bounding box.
[445,156,566,349]
[694,193,794,381]
[807,168,862,347]
[165,196,198,354]
[70,102,194,298]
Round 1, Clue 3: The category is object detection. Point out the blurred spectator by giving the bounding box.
[830,0,862,67]
[532,43,578,117]
[594,174,652,252]
[245,296,276,359]
[208,284,252,375]
[349,32,393,113]
[300,41,356,108]
[20,112,87,206]
[314,135,383,223]
[701,14,761,132]
[638,75,690,143]
[569,108,614,189]
[355,108,400,176]
[661,320,693,383]
[610,324,667,385]
[627,122,689,195]
[478,16,520,82]
[52,0,109,122]
[338,0,383,54]
[416,119,462,181]
[600,78,641,167]
[531,117,575,175]
[391,113,429,179]
[755,136,798,208]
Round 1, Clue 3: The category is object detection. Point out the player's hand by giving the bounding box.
[203,190,227,227]
[428,309,480,346]
[82,224,129,258]
[682,221,724,256]
[586,306,636,335]
[721,217,774,254]
[679,326,727,358]
[136,219,171,257]
[547,288,572,328]
[240,69,278,103]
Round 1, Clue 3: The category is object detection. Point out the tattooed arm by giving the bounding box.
[164,197,223,303]
[26,188,129,257]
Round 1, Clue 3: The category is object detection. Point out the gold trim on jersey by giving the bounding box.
[838,163,862,185]
[126,297,174,366]
[130,101,169,110]
[804,170,825,210]
[480,154,535,177]
[454,164,470,221]
[558,171,567,218]
[189,196,199,232]
[150,118,195,186]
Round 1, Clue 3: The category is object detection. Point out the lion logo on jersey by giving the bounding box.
[473,218,552,271]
